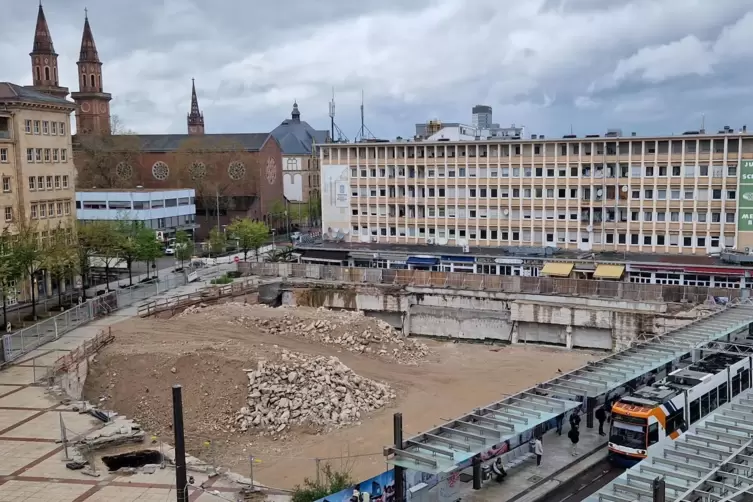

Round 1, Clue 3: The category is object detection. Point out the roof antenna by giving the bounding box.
[328,87,348,143]
[354,89,375,142]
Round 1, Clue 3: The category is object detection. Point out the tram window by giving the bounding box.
[742,369,751,391]
[666,409,685,435]
[732,375,741,397]
[648,423,659,445]
[701,393,711,416]
[719,383,729,405]
[710,388,718,411]
[689,399,701,423]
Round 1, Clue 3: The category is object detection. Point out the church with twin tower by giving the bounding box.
[29,4,112,135]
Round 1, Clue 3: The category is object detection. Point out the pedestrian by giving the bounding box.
[534,436,543,466]
[555,413,564,435]
[568,425,580,456]
[569,411,581,430]
[596,406,607,436]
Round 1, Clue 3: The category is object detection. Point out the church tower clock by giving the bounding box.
[70,11,112,135]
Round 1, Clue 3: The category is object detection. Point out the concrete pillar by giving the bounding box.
[511,321,519,344]
[402,310,411,336]
[565,325,573,349]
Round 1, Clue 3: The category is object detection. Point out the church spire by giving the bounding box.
[70,10,112,135]
[291,101,301,122]
[78,10,100,62]
[31,3,55,54]
[187,78,205,135]
[29,2,68,99]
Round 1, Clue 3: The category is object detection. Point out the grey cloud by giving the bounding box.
[4,0,753,136]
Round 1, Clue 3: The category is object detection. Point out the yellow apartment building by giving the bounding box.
[0,82,77,304]
[319,130,753,256]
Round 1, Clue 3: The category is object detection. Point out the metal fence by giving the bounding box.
[1,274,187,363]
[244,262,745,305]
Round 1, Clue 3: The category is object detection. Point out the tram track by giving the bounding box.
[533,459,624,502]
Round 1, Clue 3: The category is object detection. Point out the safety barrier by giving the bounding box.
[243,262,743,305]
[1,275,186,363]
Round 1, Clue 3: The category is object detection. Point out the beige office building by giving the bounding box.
[0,82,77,303]
[319,130,753,255]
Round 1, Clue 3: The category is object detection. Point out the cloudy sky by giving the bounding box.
[3,0,753,138]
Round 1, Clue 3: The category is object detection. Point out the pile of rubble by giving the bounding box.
[257,311,429,364]
[180,303,430,365]
[235,349,395,435]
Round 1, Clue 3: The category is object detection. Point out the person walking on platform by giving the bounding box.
[596,406,607,436]
[555,413,564,435]
[534,436,543,466]
[568,425,580,456]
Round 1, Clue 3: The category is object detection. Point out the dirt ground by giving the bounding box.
[84,304,596,490]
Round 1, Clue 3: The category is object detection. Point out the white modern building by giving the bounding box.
[76,188,197,241]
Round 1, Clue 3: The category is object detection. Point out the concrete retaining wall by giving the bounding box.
[279,282,680,350]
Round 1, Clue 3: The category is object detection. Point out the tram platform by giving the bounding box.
[450,420,608,502]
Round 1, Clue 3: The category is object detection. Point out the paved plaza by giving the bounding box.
[0,278,272,502]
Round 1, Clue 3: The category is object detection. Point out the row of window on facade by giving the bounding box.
[77,197,195,211]
[27,175,69,191]
[24,119,67,136]
[352,205,738,224]
[352,226,734,248]
[328,138,745,159]
[30,200,72,220]
[350,164,740,179]
[353,186,739,201]
[25,147,69,164]
[78,214,195,229]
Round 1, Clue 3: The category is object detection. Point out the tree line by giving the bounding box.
[0,217,272,330]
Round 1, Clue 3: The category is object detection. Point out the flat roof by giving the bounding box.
[76,188,195,193]
[319,132,753,148]
[296,241,752,270]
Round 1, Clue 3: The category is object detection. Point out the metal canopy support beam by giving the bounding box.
[482,408,529,424]
[439,426,486,443]
[390,448,439,468]
[405,440,455,459]
[423,433,471,451]
[469,414,516,431]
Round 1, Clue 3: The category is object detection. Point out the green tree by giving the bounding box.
[227,218,268,261]
[135,227,162,279]
[269,200,286,232]
[0,230,21,330]
[115,221,142,286]
[174,230,194,269]
[13,224,46,321]
[78,221,122,292]
[44,226,78,309]
[208,226,226,256]
[291,463,353,502]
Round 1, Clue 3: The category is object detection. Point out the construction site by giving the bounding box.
[81,301,597,489]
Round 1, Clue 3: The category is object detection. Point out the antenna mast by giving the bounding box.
[354,89,375,142]
[328,88,348,143]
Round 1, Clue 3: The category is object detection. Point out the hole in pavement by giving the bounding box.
[101,450,162,471]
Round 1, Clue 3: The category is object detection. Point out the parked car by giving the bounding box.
[164,247,175,256]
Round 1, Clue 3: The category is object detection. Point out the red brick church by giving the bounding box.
[27,4,285,238]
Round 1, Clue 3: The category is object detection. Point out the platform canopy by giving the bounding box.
[385,301,753,475]
[587,387,753,502]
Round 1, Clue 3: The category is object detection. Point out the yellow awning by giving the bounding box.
[541,262,574,277]
[594,264,625,280]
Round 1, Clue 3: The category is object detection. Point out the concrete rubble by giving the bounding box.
[235,348,395,435]
[180,302,429,365]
